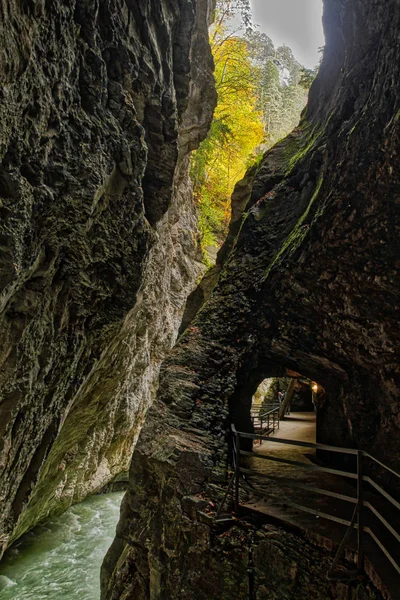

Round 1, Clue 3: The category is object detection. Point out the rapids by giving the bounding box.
[0,492,124,600]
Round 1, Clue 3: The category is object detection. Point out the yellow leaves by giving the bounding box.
[191,16,310,264]
[192,23,264,251]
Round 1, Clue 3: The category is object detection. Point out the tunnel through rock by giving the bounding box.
[228,361,321,450]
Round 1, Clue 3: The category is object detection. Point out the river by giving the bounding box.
[0,492,124,600]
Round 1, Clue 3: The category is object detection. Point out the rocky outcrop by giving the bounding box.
[103,0,400,597]
[103,518,383,600]
[0,0,216,555]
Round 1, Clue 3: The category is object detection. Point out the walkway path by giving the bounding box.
[240,412,399,599]
[243,412,352,538]
[257,410,316,445]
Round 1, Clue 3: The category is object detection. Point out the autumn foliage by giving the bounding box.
[191,24,264,253]
[191,5,315,262]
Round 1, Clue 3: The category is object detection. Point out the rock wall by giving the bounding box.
[103,518,383,600]
[103,0,400,597]
[0,0,216,555]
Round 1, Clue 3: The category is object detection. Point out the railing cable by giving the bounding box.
[226,424,400,583]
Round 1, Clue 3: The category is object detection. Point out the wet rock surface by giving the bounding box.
[103,0,400,597]
[0,0,215,554]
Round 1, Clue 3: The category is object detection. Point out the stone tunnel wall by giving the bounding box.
[102,0,400,597]
[0,0,216,555]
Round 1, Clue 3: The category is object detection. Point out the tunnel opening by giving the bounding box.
[228,363,323,457]
[219,345,400,597]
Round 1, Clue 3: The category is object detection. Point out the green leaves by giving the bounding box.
[299,67,318,89]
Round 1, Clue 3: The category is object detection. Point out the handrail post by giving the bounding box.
[357,450,364,573]
[234,429,240,514]
[277,408,280,429]
[260,415,263,445]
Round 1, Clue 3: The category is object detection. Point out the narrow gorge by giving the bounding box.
[0,0,399,599]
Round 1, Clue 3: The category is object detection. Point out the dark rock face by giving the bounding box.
[103,0,400,597]
[104,521,383,600]
[0,0,216,555]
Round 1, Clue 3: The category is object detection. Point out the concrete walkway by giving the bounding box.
[241,412,399,599]
[258,411,316,446]
[243,411,354,534]
[243,411,349,534]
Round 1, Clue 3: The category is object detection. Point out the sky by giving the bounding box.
[250,0,325,68]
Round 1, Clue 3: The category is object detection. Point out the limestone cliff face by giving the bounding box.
[103,0,400,597]
[0,0,216,555]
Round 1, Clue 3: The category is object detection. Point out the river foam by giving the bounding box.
[0,492,124,600]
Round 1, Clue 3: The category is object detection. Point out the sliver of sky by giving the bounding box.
[251,0,325,68]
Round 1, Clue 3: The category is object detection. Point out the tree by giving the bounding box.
[191,22,264,259]
[214,0,252,29]
[299,67,318,89]
[299,47,324,89]
[262,60,283,139]
[244,30,275,66]
[191,5,312,262]
[276,44,302,85]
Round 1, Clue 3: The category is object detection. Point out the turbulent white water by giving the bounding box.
[0,492,124,600]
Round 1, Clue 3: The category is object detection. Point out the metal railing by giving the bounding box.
[250,405,280,442]
[218,424,400,582]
